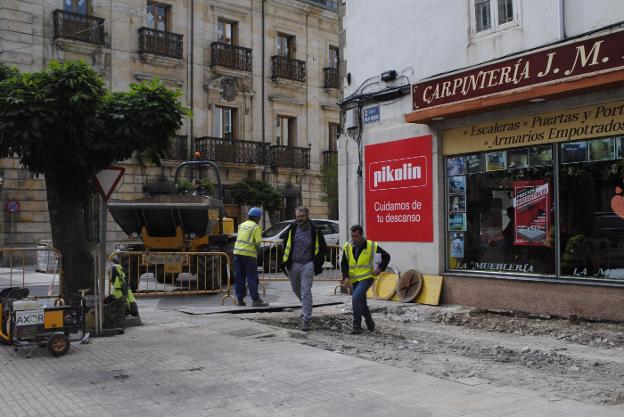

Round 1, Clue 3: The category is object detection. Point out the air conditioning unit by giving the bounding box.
[345,108,358,129]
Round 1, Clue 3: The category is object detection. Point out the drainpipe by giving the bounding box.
[261,0,267,229]
[186,0,194,162]
[557,0,566,40]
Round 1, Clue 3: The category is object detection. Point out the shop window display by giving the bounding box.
[447,136,624,282]
[447,145,555,275]
[560,137,624,280]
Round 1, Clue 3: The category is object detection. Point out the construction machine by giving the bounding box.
[108,161,235,291]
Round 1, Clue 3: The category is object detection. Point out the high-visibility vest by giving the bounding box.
[234,220,262,258]
[283,225,320,263]
[343,240,377,284]
[112,264,136,307]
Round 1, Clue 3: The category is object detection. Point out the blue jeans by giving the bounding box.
[352,278,374,329]
[234,255,260,301]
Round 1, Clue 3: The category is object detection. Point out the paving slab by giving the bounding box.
[0,282,622,417]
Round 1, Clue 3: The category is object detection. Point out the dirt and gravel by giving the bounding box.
[254,303,624,406]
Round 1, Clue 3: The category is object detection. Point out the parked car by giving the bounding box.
[259,219,340,272]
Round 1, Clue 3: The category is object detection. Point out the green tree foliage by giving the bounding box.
[319,153,338,219]
[0,61,188,297]
[230,179,282,214]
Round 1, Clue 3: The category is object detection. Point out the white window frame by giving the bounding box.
[469,0,519,38]
[213,106,235,140]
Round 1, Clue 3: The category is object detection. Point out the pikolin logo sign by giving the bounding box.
[369,157,428,191]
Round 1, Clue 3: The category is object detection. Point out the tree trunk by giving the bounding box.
[45,174,93,301]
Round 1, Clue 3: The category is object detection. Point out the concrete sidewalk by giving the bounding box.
[0,282,621,417]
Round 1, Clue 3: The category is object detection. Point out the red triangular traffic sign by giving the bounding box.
[92,166,125,201]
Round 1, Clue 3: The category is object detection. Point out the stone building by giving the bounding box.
[0,0,340,249]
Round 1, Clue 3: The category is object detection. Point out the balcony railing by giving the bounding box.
[270,145,310,169]
[194,137,269,165]
[138,27,183,59]
[53,10,105,45]
[211,42,252,72]
[323,67,339,89]
[166,135,188,160]
[271,56,306,82]
[322,150,337,168]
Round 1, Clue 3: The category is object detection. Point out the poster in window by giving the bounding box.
[447,156,466,176]
[486,151,507,171]
[450,232,464,258]
[448,176,466,194]
[466,154,485,174]
[560,141,588,164]
[508,149,529,169]
[616,137,624,159]
[449,194,466,213]
[513,180,550,246]
[529,146,553,167]
[589,138,614,161]
[449,213,467,231]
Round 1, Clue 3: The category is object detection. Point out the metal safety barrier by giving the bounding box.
[109,251,235,305]
[0,247,63,300]
[257,242,346,295]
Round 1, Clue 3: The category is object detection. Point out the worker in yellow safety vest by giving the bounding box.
[233,207,269,307]
[341,224,390,334]
[111,264,139,316]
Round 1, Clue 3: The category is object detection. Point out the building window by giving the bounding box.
[328,45,339,69]
[213,106,236,140]
[147,2,170,32]
[276,33,296,59]
[64,0,91,15]
[472,0,516,35]
[276,116,296,147]
[217,18,237,45]
[328,122,340,151]
[445,135,624,282]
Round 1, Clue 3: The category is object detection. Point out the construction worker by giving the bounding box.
[341,224,390,334]
[111,264,139,317]
[233,207,269,307]
[282,206,327,331]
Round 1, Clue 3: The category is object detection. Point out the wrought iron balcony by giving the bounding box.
[323,67,339,89]
[270,145,310,169]
[322,150,337,168]
[165,135,188,160]
[53,10,105,45]
[271,56,306,82]
[138,27,183,59]
[194,137,269,165]
[211,42,252,72]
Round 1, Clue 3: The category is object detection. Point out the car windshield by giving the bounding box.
[262,222,290,238]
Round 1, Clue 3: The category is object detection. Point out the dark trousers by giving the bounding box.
[352,278,375,329]
[234,255,260,301]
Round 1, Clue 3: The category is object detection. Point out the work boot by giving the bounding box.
[365,318,375,332]
[301,320,311,332]
[237,299,246,307]
[350,327,364,335]
[252,298,269,307]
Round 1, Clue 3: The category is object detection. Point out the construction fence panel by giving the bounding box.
[258,241,343,282]
[109,251,233,298]
[0,247,62,299]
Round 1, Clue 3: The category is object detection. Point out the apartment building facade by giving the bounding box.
[0,0,340,247]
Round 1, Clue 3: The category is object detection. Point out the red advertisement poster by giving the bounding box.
[513,179,550,246]
[365,135,433,242]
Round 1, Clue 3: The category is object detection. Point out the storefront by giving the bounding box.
[401,26,624,319]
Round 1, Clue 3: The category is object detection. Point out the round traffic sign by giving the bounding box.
[5,200,19,213]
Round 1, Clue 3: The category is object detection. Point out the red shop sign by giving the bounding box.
[365,135,433,242]
[412,29,624,111]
